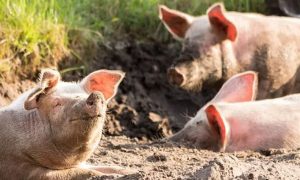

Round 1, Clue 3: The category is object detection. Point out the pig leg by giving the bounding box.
[82,164,138,175]
[27,167,104,180]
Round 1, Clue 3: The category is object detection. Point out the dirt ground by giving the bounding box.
[1,39,300,179]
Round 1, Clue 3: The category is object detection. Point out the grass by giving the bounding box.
[0,0,266,79]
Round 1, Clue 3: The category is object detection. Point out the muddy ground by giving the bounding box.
[1,40,300,179]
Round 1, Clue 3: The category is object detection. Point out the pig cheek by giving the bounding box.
[186,124,214,149]
[199,50,222,85]
[179,125,203,143]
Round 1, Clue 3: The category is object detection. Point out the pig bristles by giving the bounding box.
[181,111,194,120]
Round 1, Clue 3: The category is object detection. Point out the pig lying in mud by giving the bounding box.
[0,69,134,179]
[169,71,300,152]
[159,3,300,99]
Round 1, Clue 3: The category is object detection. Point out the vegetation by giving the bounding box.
[0,0,266,79]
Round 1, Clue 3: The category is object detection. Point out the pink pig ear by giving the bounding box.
[80,70,125,101]
[24,68,61,110]
[205,104,228,152]
[207,3,237,41]
[159,5,194,40]
[211,71,258,103]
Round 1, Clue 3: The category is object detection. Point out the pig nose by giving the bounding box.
[167,68,184,86]
[86,92,103,107]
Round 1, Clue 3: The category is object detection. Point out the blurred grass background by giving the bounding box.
[0,0,266,79]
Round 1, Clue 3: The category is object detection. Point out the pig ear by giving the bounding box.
[80,70,125,101]
[207,3,237,41]
[24,69,61,110]
[211,71,258,103]
[205,104,228,152]
[159,5,194,40]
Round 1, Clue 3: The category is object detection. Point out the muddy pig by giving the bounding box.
[0,69,135,179]
[159,3,300,99]
[169,71,300,152]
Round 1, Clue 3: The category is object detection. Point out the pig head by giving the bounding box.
[0,69,129,179]
[159,3,300,99]
[169,71,300,152]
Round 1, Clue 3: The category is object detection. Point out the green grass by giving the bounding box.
[0,0,266,78]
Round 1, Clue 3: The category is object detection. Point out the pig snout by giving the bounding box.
[167,67,184,86]
[85,92,104,117]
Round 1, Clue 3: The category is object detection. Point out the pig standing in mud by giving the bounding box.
[0,69,134,179]
[159,3,300,99]
[169,71,300,152]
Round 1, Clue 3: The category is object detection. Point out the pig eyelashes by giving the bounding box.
[53,99,62,107]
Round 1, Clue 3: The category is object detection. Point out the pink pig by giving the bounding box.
[159,3,300,99]
[169,71,300,152]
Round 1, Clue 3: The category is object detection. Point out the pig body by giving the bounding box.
[160,3,300,99]
[169,71,300,152]
[0,69,132,179]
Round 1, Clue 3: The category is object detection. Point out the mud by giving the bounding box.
[1,39,300,179]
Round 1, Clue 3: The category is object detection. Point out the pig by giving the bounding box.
[0,68,135,179]
[169,71,300,152]
[159,3,300,99]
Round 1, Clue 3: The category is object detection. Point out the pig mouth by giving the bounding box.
[69,114,102,122]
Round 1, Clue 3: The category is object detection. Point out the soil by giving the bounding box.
[1,39,300,179]
[91,136,300,179]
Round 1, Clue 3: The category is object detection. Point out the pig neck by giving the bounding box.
[220,13,260,80]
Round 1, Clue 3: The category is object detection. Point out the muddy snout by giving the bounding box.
[85,92,104,117]
[167,67,185,86]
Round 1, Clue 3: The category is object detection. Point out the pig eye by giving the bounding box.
[53,99,62,107]
[196,121,202,125]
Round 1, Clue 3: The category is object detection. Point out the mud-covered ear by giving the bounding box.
[205,104,228,152]
[80,69,125,101]
[207,3,237,41]
[24,69,61,110]
[211,71,258,103]
[159,5,194,40]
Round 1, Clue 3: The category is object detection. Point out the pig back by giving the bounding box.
[228,13,300,98]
